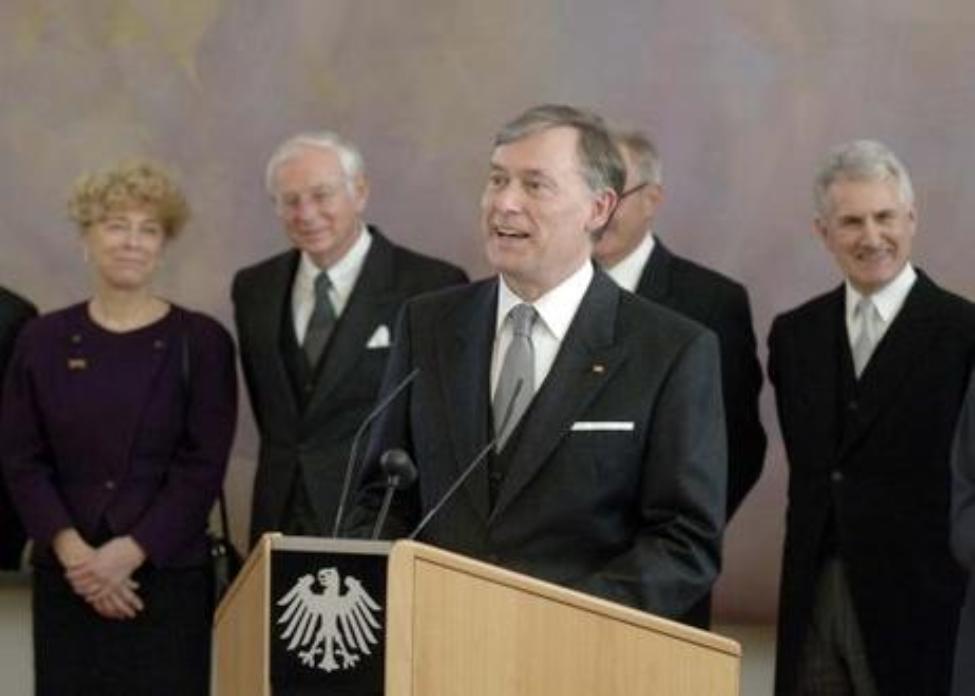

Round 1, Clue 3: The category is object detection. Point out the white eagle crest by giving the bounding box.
[276,567,382,672]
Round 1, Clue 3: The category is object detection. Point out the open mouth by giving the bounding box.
[494,226,530,240]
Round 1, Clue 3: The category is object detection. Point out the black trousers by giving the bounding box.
[32,564,212,696]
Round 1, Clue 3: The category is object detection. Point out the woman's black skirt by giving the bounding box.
[32,564,212,696]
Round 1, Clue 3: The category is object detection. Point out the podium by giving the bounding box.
[214,534,741,695]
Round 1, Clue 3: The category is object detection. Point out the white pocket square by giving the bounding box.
[570,421,634,432]
[366,325,391,349]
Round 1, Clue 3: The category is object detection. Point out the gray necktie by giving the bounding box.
[852,296,881,377]
[303,271,336,367]
[493,304,538,450]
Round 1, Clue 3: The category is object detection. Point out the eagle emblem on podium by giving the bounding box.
[276,567,382,672]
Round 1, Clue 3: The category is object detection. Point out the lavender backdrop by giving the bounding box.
[3,0,974,621]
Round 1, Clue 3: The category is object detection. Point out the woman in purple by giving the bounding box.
[1,160,237,695]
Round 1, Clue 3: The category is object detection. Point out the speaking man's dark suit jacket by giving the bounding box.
[353,269,727,616]
[768,270,975,696]
[0,287,36,568]
[950,371,975,696]
[233,227,467,545]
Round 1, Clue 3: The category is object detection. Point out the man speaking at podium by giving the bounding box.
[352,105,727,618]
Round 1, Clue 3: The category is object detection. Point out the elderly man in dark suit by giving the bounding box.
[352,105,727,617]
[593,129,766,628]
[768,140,975,695]
[0,286,36,568]
[234,131,467,545]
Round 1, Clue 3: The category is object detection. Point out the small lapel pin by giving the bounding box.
[67,358,87,370]
[591,363,605,374]
[153,339,165,350]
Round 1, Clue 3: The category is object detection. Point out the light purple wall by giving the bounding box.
[3,1,973,621]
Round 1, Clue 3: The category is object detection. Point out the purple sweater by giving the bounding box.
[0,303,237,568]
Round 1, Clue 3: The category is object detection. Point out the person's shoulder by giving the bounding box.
[0,286,37,319]
[171,305,234,348]
[415,275,487,305]
[232,249,296,291]
[14,303,84,347]
[402,276,490,321]
[916,270,975,315]
[618,280,713,346]
[772,286,839,326]
[666,248,748,298]
[377,229,468,286]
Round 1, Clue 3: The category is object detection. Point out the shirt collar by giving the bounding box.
[603,229,655,293]
[845,262,917,324]
[295,224,372,298]
[496,260,594,341]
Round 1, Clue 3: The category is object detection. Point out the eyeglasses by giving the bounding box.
[619,181,649,199]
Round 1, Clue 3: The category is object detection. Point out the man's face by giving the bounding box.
[816,177,915,294]
[272,146,367,268]
[593,144,661,268]
[481,126,615,300]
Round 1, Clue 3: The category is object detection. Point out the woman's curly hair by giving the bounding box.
[67,159,189,238]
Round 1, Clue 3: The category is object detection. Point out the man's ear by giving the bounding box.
[813,217,829,244]
[353,175,370,214]
[587,188,620,232]
[643,183,664,217]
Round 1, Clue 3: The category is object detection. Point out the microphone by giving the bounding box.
[371,449,418,539]
[331,367,420,537]
[407,379,523,541]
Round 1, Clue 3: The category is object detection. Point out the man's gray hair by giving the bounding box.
[814,139,914,217]
[494,104,625,196]
[614,129,663,186]
[264,131,365,196]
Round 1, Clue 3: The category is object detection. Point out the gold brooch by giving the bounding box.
[67,358,87,370]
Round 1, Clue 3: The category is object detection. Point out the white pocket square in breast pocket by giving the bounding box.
[570,421,634,432]
[366,324,391,349]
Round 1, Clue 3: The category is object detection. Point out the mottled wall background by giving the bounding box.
[3,0,974,622]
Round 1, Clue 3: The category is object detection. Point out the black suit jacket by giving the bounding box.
[232,228,467,544]
[768,271,975,696]
[951,370,975,696]
[635,240,766,518]
[634,240,766,629]
[353,269,727,617]
[0,286,36,568]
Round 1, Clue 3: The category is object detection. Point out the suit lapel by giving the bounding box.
[436,281,497,521]
[252,252,301,420]
[838,273,940,461]
[306,231,399,415]
[792,287,844,466]
[634,239,673,302]
[490,272,626,522]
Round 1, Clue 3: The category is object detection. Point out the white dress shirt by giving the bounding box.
[291,225,372,344]
[844,263,917,352]
[491,260,594,399]
[604,230,655,293]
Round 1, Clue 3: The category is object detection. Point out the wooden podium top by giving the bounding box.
[386,541,741,696]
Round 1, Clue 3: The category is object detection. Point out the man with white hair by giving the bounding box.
[233,131,467,544]
[768,140,975,695]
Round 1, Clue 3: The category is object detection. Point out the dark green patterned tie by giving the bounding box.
[303,271,336,367]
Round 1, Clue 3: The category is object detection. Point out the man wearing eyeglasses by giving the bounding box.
[233,132,467,545]
[593,129,766,627]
